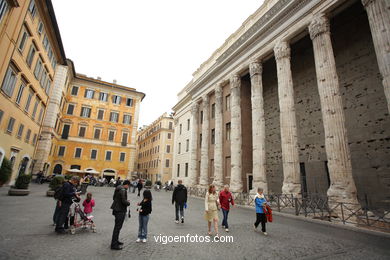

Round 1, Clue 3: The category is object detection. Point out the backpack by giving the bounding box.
[54,186,64,200]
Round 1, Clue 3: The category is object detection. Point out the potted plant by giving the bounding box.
[47,175,65,197]
[145,180,152,189]
[0,157,12,187]
[8,174,32,196]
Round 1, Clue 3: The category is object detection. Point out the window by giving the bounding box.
[110,112,119,122]
[6,117,15,133]
[165,159,170,168]
[180,124,182,134]
[199,134,202,147]
[38,106,44,123]
[97,109,104,120]
[74,148,82,158]
[123,114,132,125]
[187,119,190,131]
[185,163,188,177]
[211,128,215,144]
[1,66,17,97]
[39,69,47,89]
[178,143,181,154]
[61,124,70,139]
[31,99,39,119]
[126,98,133,106]
[105,151,112,161]
[169,122,173,129]
[71,86,78,96]
[17,124,24,138]
[25,90,33,112]
[186,139,189,152]
[121,132,128,146]
[200,111,203,124]
[37,21,44,34]
[58,146,65,157]
[80,107,91,118]
[34,58,43,79]
[211,103,215,119]
[226,95,231,111]
[177,164,180,177]
[26,44,36,67]
[167,145,171,153]
[78,126,86,137]
[0,0,9,23]
[112,95,121,105]
[84,89,95,99]
[167,133,171,139]
[18,29,29,52]
[94,128,101,139]
[45,79,51,94]
[108,130,115,141]
[0,110,3,124]
[226,123,231,141]
[25,129,31,143]
[15,82,25,105]
[42,34,49,50]
[99,92,108,101]
[120,152,126,162]
[28,0,37,17]
[32,133,37,145]
[90,149,97,160]
[67,104,75,115]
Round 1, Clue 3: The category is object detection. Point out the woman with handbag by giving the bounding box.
[204,184,220,239]
[254,187,269,235]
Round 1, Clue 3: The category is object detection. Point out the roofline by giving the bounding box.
[46,0,67,64]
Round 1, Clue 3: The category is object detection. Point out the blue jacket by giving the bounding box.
[255,195,267,213]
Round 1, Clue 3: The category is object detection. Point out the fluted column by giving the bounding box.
[199,95,210,188]
[362,0,390,113]
[213,83,224,189]
[189,102,199,187]
[274,41,301,197]
[229,74,243,192]
[309,15,358,204]
[249,61,268,194]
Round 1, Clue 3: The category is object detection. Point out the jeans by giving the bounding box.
[55,202,71,231]
[138,214,149,239]
[111,211,126,247]
[53,202,61,224]
[222,209,229,228]
[254,213,266,232]
[175,202,184,221]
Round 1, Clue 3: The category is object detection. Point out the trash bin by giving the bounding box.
[80,183,88,195]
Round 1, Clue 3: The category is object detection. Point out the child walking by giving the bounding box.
[83,192,95,216]
[136,190,152,243]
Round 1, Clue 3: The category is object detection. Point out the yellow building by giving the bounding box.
[136,113,174,184]
[0,0,66,183]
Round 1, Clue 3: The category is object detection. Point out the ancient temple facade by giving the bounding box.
[172,0,390,208]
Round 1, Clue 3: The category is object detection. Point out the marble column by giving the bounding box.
[249,61,268,194]
[274,41,301,197]
[189,102,199,187]
[229,74,243,192]
[309,15,358,204]
[213,83,224,189]
[199,95,210,188]
[362,0,390,113]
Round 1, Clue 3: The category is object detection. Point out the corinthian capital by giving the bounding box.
[361,0,374,7]
[274,41,291,61]
[309,14,330,40]
[230,74,241,90]
[249,61,263,77]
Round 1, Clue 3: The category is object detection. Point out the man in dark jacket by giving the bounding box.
[55,176,80,234]
[172,180,187,224]
[110,180,130,250]
[137,179,143,197]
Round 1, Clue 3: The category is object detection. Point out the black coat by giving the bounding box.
[61,181,77,204]
[137,182,143,190]
[110,185,130,212]
[139,200,152,216]
[172,184,187,204]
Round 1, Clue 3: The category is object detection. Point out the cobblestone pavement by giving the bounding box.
[0,183,389,260]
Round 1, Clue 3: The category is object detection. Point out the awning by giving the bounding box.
[103,172,115,176]
[84,169,100,175]
[67,169,83,173]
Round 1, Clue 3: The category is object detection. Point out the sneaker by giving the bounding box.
[136,238,141,243]
[263,232,268,236]
[225,228,229,232]
[175,220,179,224]
[181,217,184,224]
[142,239,147,243]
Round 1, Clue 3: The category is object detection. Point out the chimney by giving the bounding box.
[113,79,117,84]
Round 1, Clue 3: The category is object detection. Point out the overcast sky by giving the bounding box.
[52,0,263,126]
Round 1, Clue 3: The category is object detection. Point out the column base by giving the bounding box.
[250,181,268,195]
[327,183,359,205]
[230,182,243,193]
[282,182,301,197]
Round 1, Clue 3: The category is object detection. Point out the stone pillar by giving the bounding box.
[249,61,268,194]
[213,83,224,189]
[362,0,390,113]
[33,65,68,175]
[229,74,243,192]
[274,41,301,196]
[199,95,210,188]
[188,102,199,187]
[309,15,358,204]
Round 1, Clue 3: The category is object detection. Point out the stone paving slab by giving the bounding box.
[0,183,389,260]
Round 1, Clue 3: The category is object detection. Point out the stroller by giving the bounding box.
[69,199,96,234]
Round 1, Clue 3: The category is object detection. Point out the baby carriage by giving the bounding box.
[69,199,96,234]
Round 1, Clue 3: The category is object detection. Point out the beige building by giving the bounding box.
[136,113,174,184]
[172,0,390,209]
